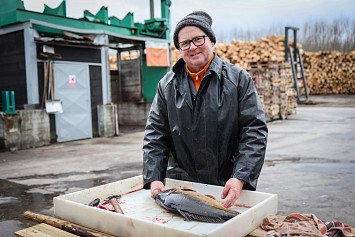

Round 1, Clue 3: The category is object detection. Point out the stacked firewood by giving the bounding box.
[248,63,297,121]
[222,37,298,120]
[109,55,117,70]
[215,35,287,68]
[171,35,355,119]
[172,36,355,95]
[303,51,355,94]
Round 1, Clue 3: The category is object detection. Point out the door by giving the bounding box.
[54,63,92,142]
[120,58,142,101]
[116,47,143,102]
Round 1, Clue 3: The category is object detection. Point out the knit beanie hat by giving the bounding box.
[173,11,216,50]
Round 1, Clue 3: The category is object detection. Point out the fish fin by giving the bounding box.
[177,210,227,223]
[177,209,193,221]
[184,213,225,223]
[194,214,225,223]
[220,211,240,222]
[200,216,224,223]
[180,188,196,192]
[205,194,216,200]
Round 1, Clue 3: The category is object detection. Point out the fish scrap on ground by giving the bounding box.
[155,188,240,223]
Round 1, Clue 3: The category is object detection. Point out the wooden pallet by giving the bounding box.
[15,223,78,237]
[18,211,115,237]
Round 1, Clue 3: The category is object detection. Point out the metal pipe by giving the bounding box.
[150,0,155,18]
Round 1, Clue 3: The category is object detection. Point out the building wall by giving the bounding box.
[97,104,117,137]
[142,56,169,101]
[118,102,151,126]
[0,110,50,151]
[36,44,101,63]
[0,30,27,107]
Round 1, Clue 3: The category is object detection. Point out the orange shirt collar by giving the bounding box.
[186,54,215,91]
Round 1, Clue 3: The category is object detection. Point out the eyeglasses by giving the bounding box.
[178,35,207,51]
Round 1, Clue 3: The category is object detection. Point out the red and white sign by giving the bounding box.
[69,75,76,87]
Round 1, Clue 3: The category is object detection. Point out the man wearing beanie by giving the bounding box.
[143,11,268,208]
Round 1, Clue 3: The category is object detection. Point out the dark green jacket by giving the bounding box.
[143,54,268,190]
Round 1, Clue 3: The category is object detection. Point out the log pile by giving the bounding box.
[172,36,355,95]
[171,34,355,119]
[248,63,297,121]
[216,36,297,120]
[214,35,287,68]
[303,51,355,94]
[109,55,117,70]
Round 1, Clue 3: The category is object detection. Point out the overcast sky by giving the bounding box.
[23,0,355,41]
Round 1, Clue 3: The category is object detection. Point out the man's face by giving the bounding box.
[178,26,214,72]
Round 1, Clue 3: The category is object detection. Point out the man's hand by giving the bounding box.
[150,180,165,198]
[221,178,244,208]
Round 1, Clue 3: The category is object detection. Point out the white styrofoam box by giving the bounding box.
[54,175,277,237]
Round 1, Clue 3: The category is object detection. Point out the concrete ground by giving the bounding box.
[0,94,354,236]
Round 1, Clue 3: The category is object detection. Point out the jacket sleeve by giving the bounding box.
[143,78,172,189]
[232,69,268,190]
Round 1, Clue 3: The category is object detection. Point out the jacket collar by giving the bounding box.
[208,53,223,78]
[172,53,224,110]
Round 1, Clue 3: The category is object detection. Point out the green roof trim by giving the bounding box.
[109,12,135,29]
[16,9,132,35]
[0,0,25,26]
[82,6,109,24]
[0,0,170,40]
[43,0,66,17]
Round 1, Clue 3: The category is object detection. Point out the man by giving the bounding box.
[143,11,268,208]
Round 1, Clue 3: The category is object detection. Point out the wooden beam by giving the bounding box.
[23,211,115,237]
[15,223,77,237]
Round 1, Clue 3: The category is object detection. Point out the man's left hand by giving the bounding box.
[221,178,244,208]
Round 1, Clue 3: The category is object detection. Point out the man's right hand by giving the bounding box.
[150,180,165,198]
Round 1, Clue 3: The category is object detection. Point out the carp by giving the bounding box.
[155,188,239,223]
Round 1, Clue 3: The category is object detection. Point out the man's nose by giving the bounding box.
[189,42,198,50]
